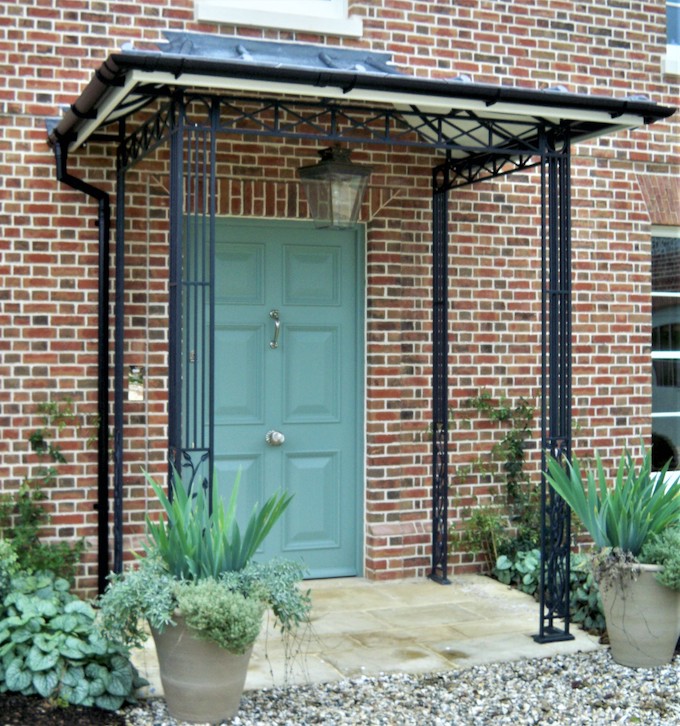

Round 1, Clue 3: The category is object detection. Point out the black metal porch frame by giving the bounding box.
[115,91,575,640]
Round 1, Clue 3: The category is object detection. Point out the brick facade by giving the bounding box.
[0,1,677,594]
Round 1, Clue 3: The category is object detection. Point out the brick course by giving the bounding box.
[0,0,677,593]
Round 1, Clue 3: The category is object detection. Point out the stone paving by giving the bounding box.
[131,574,602,697]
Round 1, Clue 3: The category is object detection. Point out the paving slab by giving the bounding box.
[130,574,603,697]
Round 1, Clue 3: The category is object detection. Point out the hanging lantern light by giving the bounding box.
[298,146,372,229]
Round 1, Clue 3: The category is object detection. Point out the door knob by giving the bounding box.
[265,430,285,446]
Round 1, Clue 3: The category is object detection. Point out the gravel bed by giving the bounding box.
[123,649,679,725]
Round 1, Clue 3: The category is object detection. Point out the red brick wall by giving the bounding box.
[0,0,677,592]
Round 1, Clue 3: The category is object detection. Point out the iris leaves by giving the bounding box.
[145,470,293,579]
[544,448,679,557]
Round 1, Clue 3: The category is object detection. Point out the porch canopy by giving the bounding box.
[47,33,674,642]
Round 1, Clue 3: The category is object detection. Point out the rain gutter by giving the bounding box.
[48,51,676,151]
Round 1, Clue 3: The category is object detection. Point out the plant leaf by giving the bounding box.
[26,645,59,672]
[5,658,33,692]
[95,693,126,711]
[32,669,59,698]
[106,655,133,696]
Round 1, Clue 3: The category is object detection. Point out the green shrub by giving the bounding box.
[0,483,85,582]
[640,526,680,591]
[0,570,145,710]
[450,392,540,567]
[98,556,311,654]
[175,579,265,653]
[494,549,605,633]
[456,507,510,572]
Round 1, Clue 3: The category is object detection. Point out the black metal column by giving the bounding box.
[534,127,574,642]
[430,165,451,584]
[168,95,185,484]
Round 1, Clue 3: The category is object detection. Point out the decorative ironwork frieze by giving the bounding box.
[120,100,176,171]
[118,92,580,178]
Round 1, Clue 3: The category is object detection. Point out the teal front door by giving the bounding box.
[212,219,363,578]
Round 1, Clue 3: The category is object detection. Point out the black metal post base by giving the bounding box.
[533,626,575,644]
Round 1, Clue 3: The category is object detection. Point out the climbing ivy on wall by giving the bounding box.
[450,391,540,569]
[0,399,86,582]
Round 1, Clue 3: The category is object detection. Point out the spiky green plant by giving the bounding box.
[544,447,679,557]
[145,470,293,578]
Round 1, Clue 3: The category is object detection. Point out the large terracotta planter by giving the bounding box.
[598,563,680,668]
[151,614,253,723]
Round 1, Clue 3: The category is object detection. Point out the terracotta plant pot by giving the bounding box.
[599,563,680,668]
[151,615,253,723]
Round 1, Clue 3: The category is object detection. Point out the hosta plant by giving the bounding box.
[0,569,145,711]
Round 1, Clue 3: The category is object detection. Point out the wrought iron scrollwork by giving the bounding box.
[430,421,450,584]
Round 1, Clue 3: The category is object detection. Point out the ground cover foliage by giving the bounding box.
[0,401,144,715]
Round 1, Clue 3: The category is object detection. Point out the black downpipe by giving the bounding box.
[53,140,111,595]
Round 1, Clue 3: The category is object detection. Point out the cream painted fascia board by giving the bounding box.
[67,69,646,151]
[131,70,647,127]
[195,3,363,36]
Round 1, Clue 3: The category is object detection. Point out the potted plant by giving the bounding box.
[544,446,680,668]
[97,471,311,723]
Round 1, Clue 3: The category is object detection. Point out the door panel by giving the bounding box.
[214,324,264,423]
[283,451,340,551]
[283,327,339,422]
[213,219,362,578]
[283,245,341,305]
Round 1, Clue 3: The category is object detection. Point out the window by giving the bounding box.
[196,0,363,36]
[664,0,680,74]
[652,229,680,470]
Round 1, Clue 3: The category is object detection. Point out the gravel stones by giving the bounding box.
[123,649,679,725]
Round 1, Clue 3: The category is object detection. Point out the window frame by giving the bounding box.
[664,0,680,75]
[652,226,680,473]
[195,0,363,36]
